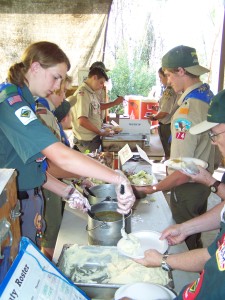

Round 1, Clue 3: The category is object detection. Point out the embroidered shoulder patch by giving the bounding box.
[7,95,22,106]
[15,106,37,125]
[36,108,48,115]
[216,234,225,271]
[174,118,192,140]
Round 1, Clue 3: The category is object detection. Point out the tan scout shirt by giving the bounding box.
[35,98,61,140]
[159,86,178,124]
[170,82,215,174]
[70,82,102,141]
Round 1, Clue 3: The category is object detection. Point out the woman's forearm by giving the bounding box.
[42,142,119,184]
[181,202,224,234]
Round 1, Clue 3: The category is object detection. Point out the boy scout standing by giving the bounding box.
[136,45,215,250]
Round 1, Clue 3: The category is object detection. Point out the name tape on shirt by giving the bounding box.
[15,106,37,125]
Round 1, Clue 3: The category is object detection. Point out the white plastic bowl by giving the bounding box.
[114,282,176,300]
[117,230,168,259]
[164,157,208,170]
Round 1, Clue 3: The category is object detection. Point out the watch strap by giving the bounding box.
[210,180,221,193]
[161,254,173,271]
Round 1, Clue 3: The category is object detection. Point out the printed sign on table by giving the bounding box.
[0,237,89,300]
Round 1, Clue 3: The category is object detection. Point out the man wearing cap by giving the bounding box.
[136,45,215,250]
[89,61,124,123]
[69,66,124,153]
[134,89,225,299]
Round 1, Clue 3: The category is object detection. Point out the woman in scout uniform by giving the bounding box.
[136,45,215,250]
[0,41,135,247]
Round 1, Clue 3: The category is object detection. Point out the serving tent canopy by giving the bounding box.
[0,0,112,85]
[0,0,224,90]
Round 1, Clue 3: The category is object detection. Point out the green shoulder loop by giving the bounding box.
[0,83,18,103]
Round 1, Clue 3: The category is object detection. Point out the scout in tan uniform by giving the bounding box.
[149,67,178,161]
[70,67,124,153]
[136,45,215,250]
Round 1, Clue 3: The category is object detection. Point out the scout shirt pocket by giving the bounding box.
[90,97,101,115]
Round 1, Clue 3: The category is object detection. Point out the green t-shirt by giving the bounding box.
[176,216,225,299]
[0,83,58,190]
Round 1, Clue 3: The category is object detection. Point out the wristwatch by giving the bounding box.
[210,180,221,193]
[161,254,173,272]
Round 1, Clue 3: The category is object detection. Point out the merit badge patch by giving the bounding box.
[174,118,192,140]
[216,234,225,271]
[15,106,37,125]
[7,95,22,106]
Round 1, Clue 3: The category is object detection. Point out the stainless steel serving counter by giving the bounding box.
[53,187,198,297]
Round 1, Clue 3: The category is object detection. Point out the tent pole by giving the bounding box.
[218,7,225,92]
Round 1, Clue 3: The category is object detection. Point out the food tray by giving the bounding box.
[57,244,174,299]
[102,133,147,152]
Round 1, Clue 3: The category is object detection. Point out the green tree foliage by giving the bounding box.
[108,48,156,113]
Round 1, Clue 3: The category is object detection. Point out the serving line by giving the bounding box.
[53,181,198,294]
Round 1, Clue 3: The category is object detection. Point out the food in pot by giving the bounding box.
[93,211,122,222]
[127,170,153,186]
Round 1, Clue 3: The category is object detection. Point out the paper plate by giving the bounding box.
[117,230,168,259]
[164,157,208,171]
[114,282,176,300]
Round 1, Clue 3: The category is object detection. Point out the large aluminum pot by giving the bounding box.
[83,184,117,205]
[86,200,131,246]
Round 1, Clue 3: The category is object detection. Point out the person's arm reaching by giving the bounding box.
[100,96,124,110]
[135,170,190,194]
[78,116,113,137]
[161,202,223,245]
[42,142,136,214]
[134,248,210,273]
[43,172,91,212]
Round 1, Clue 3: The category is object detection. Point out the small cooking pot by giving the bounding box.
[83,184,117,205]
[86,200,131,246]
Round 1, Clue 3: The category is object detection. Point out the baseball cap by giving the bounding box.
[162,45,210,76]
[189,89,225,135]
[89,61,110,72]
[54,100,71,122]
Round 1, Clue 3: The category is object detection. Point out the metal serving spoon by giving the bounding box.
[120,184,129,239]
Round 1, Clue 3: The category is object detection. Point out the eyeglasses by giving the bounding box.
[208,130,225,142]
